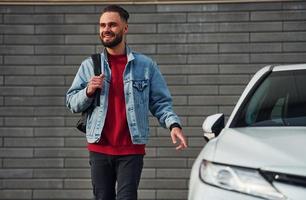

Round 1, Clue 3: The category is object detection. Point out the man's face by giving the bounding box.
[99,12,128,48]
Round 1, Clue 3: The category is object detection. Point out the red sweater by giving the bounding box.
[88,54,145,155]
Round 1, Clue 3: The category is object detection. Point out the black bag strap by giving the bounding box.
[91,53,101,106]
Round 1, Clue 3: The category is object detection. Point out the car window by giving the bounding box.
[233,69,306,127]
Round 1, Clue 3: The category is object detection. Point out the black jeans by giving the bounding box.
[89,151,144,200]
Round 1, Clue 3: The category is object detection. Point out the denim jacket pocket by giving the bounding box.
[132,80,148,104]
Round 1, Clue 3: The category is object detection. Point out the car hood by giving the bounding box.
[213,127,306,176]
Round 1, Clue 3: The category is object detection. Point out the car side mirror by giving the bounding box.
[202,113,225,141]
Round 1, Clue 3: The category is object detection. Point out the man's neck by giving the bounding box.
[106,42,126,56]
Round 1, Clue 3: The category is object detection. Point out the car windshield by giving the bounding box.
[234,69,306,127]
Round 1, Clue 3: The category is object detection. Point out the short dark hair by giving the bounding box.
[102,5,129,22]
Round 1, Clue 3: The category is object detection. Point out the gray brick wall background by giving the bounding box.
[1,1,306,199]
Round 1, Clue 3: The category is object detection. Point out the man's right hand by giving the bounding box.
[86,74,105,97]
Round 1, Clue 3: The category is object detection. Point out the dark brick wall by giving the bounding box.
[1,1,306,199]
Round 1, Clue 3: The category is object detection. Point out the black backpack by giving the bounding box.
[76,54,101,133]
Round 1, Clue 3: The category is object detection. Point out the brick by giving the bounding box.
[158,44,217,54]
[4,55,64,65]
[188,33,249,43]
[35,45,94,55]
[0,128,33,137]
[64,179,91,188]
[188,137,208,147]
[158,147,202,158]
[187,116,207,126]
[157,169,190,178]
[4,158,64,168]
[188,12,249,22]
[284,21,306,31]
[219,64,263,74]
[158,23,218,33]
[140,179,187,189]
[0,6,34,13]
[220,22,282,32]
[34,169,90,178]
[0,25,34,34]
[169,85,218,95]
[157,189,188,199]
[5,76,65,86]
[175,106,218,116]
[4,14,64,24]
[251,53,306,63]
[127,24,157,34]
[126,44,156,54]
[4,138,64,147]
[188,54,249,64]
[159,65,218,75]
[251,32,306,42]
[130,13,186,23]
[172,96,187,105]
[35,86,68,96]
[251,10,306,21]
[34,148,88,158]
[0,169,33,179]
[220,85,246,95]
[65,35,99,44]
[64,137,87,147]
[138,189,156,199]
[33,189,92,199]
[157,127,203,137]
[164,75,187,85]
[218,2,281,11]
[189,96,239,106]
[64,55,91,65]
[157,4,202,12]
[127,34,187,44]
[34,5,95,13]
[219,43,282,53]
[0,148,33,158]
[0,190,32,199]
[147,137,176,147]
[0,87,34,96]
[3,179,63,189]
[284,42,306,52]
[35,66,77,75]
[34,107,70,116]
[0,45,34,54]
[116,5,157,13]
[65,14,98,24]
[5,117,65,127]
[36,25,95,34]
[5,97,65,106]
[188,75,250,85]
[4,35,65,44]
[144,158,187,168]
[151,55,187,64]
[65,158,89,168]
[34,127,79,137]
[0,107,34,116]
[283,1,306,10]
[0,66,34,75]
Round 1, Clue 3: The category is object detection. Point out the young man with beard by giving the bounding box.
[66,5,187,200]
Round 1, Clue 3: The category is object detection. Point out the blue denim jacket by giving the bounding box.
[66,46,181,144]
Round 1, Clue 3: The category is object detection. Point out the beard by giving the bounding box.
[100,30,124,48]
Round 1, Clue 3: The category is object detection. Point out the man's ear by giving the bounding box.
[124,24,128,34]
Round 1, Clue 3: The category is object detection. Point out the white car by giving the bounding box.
[188,64,306,200]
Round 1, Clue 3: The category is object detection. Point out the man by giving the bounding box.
[66,5,187,200]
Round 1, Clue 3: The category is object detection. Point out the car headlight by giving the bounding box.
[199,160,286,200]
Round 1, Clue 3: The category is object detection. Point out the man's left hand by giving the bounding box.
[170,128,188,150]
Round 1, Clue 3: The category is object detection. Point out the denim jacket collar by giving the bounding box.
[102,45,135,63]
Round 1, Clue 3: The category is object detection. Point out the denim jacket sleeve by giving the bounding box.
[149,62,181,129]
[66,58,95,113]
